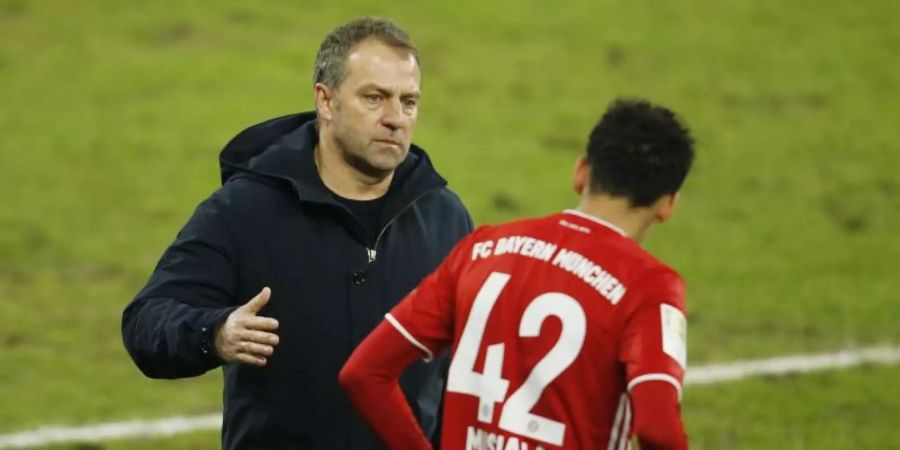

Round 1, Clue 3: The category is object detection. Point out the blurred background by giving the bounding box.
[1,0,898,448]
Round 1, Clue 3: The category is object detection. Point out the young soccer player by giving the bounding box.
[340,98,695,450]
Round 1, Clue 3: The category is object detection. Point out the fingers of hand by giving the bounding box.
[234,352,267,367]
[239,340,275,357]
[220,326,273,358]
[221,288,277,366]
[243,316,279,332]
[240,329,279,346]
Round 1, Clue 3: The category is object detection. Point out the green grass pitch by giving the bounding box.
[1,0,898,448]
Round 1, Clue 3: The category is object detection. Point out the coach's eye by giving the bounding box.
[365,94,382,103]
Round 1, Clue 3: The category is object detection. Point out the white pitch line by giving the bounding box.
[1,345,899,449]
[0,414,221,449]
[685,345,900,385]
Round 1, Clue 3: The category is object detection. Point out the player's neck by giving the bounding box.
[575,195,655,243]
[315,136,393,201]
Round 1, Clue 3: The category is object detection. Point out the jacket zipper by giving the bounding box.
[366,188,440,263]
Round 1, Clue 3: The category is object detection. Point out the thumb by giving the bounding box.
[242,287,271,314]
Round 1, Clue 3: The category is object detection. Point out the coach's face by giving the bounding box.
[318,38,420,178]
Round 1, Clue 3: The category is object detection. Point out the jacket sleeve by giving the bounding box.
[122,192,241,379]
[464,209,475,233]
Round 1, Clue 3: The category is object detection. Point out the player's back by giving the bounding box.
[441,210,686,450]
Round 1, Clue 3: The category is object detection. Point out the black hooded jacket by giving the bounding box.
[122,112,473,449]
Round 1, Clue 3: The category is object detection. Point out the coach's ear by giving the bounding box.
[653,193,679,223]
[572,156,590,196]
[314,82,335,123]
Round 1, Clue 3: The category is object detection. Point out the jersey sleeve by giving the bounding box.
[339,321,436,450]
[385,230,480,361]
[630,381,689,449]
[619,268,687,400]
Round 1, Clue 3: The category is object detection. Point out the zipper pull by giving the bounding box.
[366,247,377,263]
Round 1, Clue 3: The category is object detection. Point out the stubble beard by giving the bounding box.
[328,99,408,180]
[334,132,404,180]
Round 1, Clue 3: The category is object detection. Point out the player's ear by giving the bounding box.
[314,82,335,123]
[653,193,679,223]
[572,156,590,196]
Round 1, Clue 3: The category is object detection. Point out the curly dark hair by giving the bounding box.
[586,99,695,207]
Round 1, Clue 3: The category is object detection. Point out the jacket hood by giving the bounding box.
[218,112,448,207]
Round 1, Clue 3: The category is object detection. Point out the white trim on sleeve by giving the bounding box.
[627,373,684,402]
[384,313,434,362]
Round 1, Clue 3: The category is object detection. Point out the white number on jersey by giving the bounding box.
[446,272,587,446]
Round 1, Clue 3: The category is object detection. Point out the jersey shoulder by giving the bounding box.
[469,214,562,240]
[623,252,686,312]
[559,213,685,311]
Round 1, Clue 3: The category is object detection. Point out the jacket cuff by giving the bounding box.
[197,306,239,366]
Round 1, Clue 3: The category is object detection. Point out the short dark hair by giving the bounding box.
[313,17,419,89]
[586,99,695,207]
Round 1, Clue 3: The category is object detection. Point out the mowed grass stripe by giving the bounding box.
[2,345,898,449]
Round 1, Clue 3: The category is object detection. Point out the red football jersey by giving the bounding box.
[387,210,688,450]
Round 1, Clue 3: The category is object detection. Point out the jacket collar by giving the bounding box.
[219,112,448,216]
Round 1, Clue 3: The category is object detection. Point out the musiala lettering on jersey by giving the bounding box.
[466,426,547,450]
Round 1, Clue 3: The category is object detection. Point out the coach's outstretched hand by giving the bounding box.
[215,287,280,366]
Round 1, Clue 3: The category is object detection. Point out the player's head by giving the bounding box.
[574,99,695,223]
[313,17,421,179]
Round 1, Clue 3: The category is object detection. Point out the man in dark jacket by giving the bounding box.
[122,17,473,449]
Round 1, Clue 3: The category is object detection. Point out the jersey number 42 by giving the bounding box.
[447,272,587,447]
